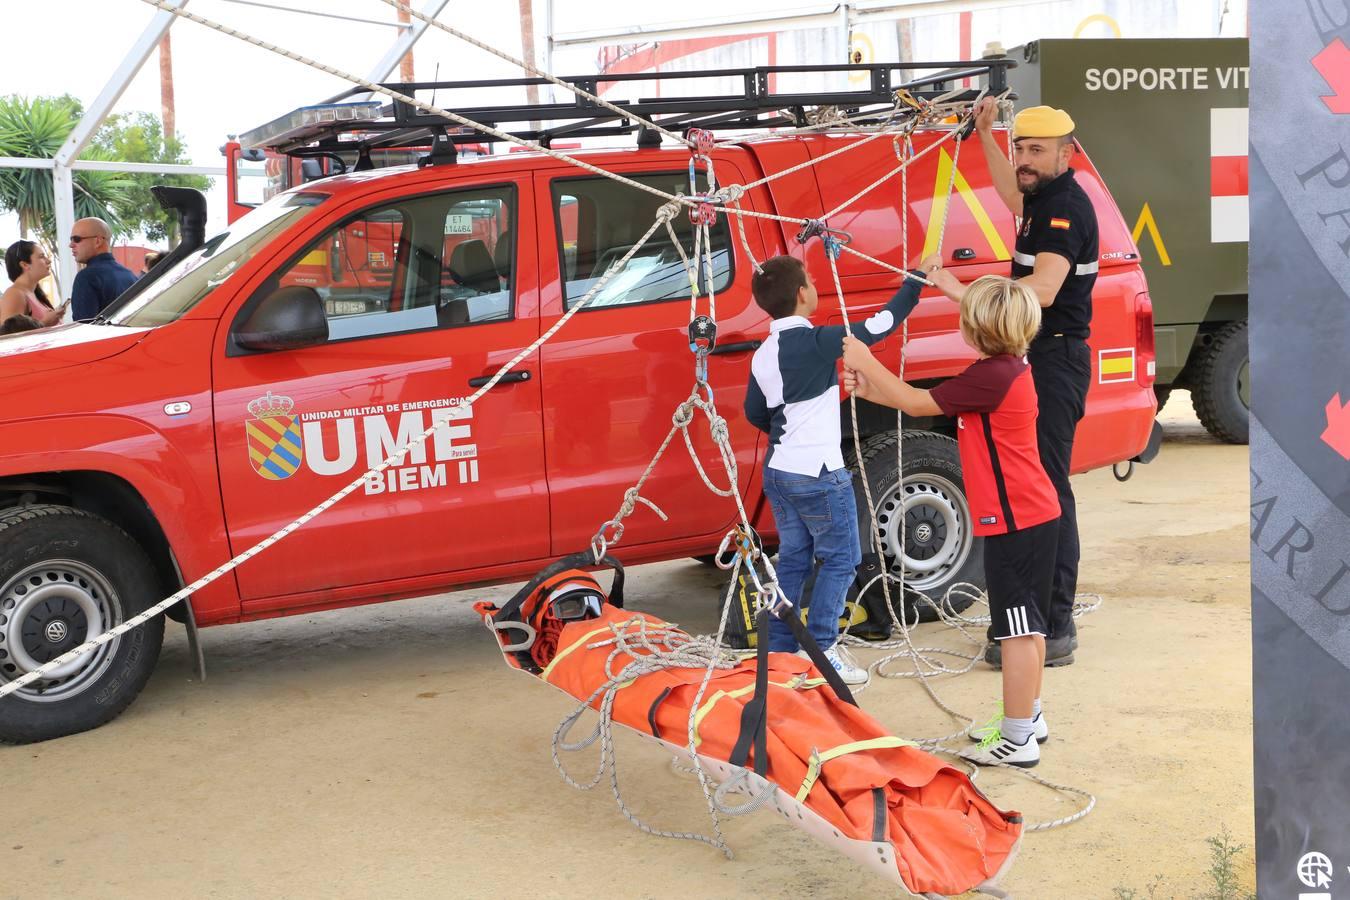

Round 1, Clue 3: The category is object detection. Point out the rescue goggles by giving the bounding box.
[543,581,606,623]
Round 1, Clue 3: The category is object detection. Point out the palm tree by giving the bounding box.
[0,95,129,244]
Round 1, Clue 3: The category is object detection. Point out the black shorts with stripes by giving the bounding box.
[985,517,1059,641]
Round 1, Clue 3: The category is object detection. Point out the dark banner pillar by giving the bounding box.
[1251,2,1350,896]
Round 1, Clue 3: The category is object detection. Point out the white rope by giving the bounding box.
[136,0,685,205]
[0,206,679,699]
[371,0,694,149]
[16,4,955,699]
[48,2,1087,845]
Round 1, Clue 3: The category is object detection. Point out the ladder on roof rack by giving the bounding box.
[239,58,1016,155]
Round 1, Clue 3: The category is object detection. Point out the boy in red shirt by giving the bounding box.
[842,274,1059,767]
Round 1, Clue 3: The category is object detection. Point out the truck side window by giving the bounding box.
[263,184,516,343]
[552,173,732,310]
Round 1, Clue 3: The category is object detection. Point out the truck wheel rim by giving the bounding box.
[0,561,121,702]
[874,474,973,592]
[1238,359,1250,409]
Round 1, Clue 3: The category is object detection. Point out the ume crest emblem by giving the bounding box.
[245,391,304,480]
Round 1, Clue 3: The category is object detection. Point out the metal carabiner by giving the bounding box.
[714,530,742,570]
[590,519,624,562]
[795,219,853,256]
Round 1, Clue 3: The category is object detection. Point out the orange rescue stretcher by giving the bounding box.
[476,553,1021,899]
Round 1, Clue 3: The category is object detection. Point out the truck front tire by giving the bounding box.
[1191,319,1249,444]
[849,431,983,624]
[0,505,164,743]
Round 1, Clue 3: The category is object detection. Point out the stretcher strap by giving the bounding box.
[729,602,857,779]
[778,603,858,707]
[729,608,772,775]
[795,736,917,803]
[692,674,823,748]
[647,687,674,740]
[871,788,888,843]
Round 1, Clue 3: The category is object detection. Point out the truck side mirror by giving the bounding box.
[235,285,329,352]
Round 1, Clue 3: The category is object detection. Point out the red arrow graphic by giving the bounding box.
[1323,394,1350,459]
[1313,38,1350,114]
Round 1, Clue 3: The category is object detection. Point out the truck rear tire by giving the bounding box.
[0,505,164,744]
[849,431,983,624]
[1191,319,1249,444]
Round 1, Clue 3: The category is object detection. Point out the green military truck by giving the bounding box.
[1005,38,1250,443]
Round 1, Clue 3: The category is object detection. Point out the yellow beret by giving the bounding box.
[1012,106,1075,139]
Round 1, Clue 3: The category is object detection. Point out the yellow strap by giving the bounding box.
[691,675,825,747]
[541,625,616,681]
[795,736,916,803]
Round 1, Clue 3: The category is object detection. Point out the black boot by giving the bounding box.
[982,640,1002,668]
[1044,634,1075,667]
[982,630,1076,668]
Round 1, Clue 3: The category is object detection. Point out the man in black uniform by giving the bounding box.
[926,101,1097,666]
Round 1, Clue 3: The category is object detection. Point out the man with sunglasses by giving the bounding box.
[70,218,136,322]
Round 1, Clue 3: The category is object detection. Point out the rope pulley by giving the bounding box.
[688,315,718,383]
[686,127,719,226]
[795,219,852,259]
[715,524,764,570]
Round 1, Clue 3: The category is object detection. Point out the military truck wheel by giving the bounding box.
[0,505,164,744]
[1154,385,1172,412]
[1191,319,1249,444]
[849,431,983,623]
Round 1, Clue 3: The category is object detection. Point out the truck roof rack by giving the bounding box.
[239,57,1016,156]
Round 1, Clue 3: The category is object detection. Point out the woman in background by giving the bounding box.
[2,240,68,326]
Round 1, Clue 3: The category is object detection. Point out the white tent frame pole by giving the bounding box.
[354,0,453,96]
[52,0,189,300]
[0,158,224,177]
[551,0,1046,47]
[543,0,555,104]
[838,3,853,63]
[331,0,452,104]
[219,0,412,29]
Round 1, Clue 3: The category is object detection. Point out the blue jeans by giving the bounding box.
[762,465,862,653]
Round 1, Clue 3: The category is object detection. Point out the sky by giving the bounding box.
[2,0,1243,250]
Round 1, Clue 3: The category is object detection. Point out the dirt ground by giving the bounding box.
[4,392,1252,899]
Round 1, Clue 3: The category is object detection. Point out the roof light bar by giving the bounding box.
[239,101,383,151]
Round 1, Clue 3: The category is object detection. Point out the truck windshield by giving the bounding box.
[110,191,327,328]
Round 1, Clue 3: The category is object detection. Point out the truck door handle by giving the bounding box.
[709,340,762,356]
[468,370,532,388]
[952,248,977,261]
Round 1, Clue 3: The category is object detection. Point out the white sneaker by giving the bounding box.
[967,711,1049,744]
[798,644,869,685]
[958,732,1040,768]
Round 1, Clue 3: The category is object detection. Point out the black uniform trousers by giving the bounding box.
[1027,335,1091,639]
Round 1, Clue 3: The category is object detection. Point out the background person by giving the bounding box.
[2,240,67,326]
[69,217,136,321]
[926,101,1098,667]
[0,314,41,334]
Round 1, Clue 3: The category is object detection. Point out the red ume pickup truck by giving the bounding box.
[0,62,1157,742]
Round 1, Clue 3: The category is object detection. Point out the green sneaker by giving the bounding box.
[966,707,1049,744]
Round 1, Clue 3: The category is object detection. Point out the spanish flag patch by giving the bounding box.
[1049,217,1071,230]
